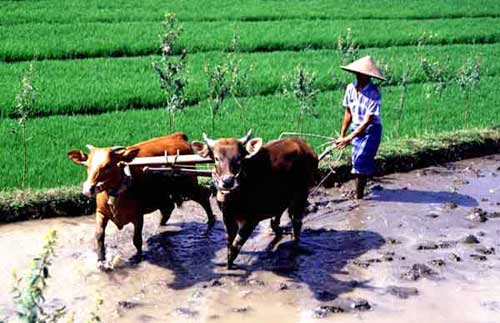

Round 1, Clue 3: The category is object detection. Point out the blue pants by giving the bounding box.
[351,123,382,175]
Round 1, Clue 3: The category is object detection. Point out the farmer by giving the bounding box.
[335,56,385,199]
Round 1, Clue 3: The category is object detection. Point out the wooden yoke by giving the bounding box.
[128,150,214,177]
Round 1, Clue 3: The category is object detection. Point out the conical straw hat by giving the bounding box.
[340,56,385,81]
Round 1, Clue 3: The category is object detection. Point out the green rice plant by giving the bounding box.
[456,56,481,125]
[282,65,320,133]
[14,64,37,189]
[152,13,188,132]
[11,230,66,323]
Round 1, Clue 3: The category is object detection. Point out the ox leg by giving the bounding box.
[224,215,238,246]
[95,211,109,262]
[270,214,283,236]
[289,190,308,243]
[133,215,144,257]
[159,200,175,226]
[193,185,215,226]
[228,221,257,269]
[223,215,238,267]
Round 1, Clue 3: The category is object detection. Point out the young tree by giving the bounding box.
[456,57,481,126]
[152,13,188,132]
[11,230,65,322]
[15,64,37,189]
[205,31,250,133]
[283,65,320,133]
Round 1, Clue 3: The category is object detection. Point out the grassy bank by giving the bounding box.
[1,127,498,223]
[2,17,499,62]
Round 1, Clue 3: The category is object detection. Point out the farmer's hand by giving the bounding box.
[335,136,352,149]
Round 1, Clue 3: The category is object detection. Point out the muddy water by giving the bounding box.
[1,155,499,322]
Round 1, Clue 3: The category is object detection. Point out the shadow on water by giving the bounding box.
[143,221,227,290]
[248,228,385,301]
[142,221,384,302]
[370,188,478,206]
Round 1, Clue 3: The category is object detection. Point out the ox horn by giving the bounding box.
[239,129,253,145]
[202,133,216,149]
[110,146,126,153]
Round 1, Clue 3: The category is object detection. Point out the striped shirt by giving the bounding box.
[342,81,381,126]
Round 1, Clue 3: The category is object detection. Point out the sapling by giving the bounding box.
[205,31,250,133]
[337,28,359,66]
[336,28,359,88]
[152,13,188,132]
[420,55,452,131]
[396,65,412,138]
[456,57,481,126]
[282,65,320,133]
[11,230,66,323]
[15,64,37,189]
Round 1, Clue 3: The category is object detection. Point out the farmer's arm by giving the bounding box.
[336,113,374,148]
[339,108,352,138]
[349,114,374,139]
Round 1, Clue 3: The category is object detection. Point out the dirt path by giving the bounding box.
[1,155,499,322]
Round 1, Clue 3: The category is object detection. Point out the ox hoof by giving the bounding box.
[129,253,143,264]
[97,260,113,272]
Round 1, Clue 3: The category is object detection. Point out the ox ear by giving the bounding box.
[245,138,263,159]
[191,141,211,158]
[68,150,88,166]
[119,147,140,163]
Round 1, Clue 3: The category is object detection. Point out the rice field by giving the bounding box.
[2,18,500,62]
[3,0,500,25]
[1,44,499,117]
[1,0,499,190]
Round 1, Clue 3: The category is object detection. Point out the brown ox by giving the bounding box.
[68,132,215,266]
[192,130,318,268]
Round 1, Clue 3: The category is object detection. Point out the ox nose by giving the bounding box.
[82,181,96,197]
[221,176,235,189]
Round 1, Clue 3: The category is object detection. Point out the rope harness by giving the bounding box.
[278,131,345,194]
[107,163,132,207]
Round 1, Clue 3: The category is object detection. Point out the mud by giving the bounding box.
[1,154,500,322]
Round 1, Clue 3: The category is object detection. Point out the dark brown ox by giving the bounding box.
[68,132,215,266]
[192,130,318,268]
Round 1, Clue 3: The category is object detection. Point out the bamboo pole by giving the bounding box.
[128,154,213,166]
[143,166,213,177]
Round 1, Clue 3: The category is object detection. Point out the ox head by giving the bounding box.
[67,145,140,197]
[191,130,263,192]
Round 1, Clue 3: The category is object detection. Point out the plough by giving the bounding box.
[126,133,340,178]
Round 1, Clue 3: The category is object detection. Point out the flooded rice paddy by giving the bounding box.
[1,154,499,322]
